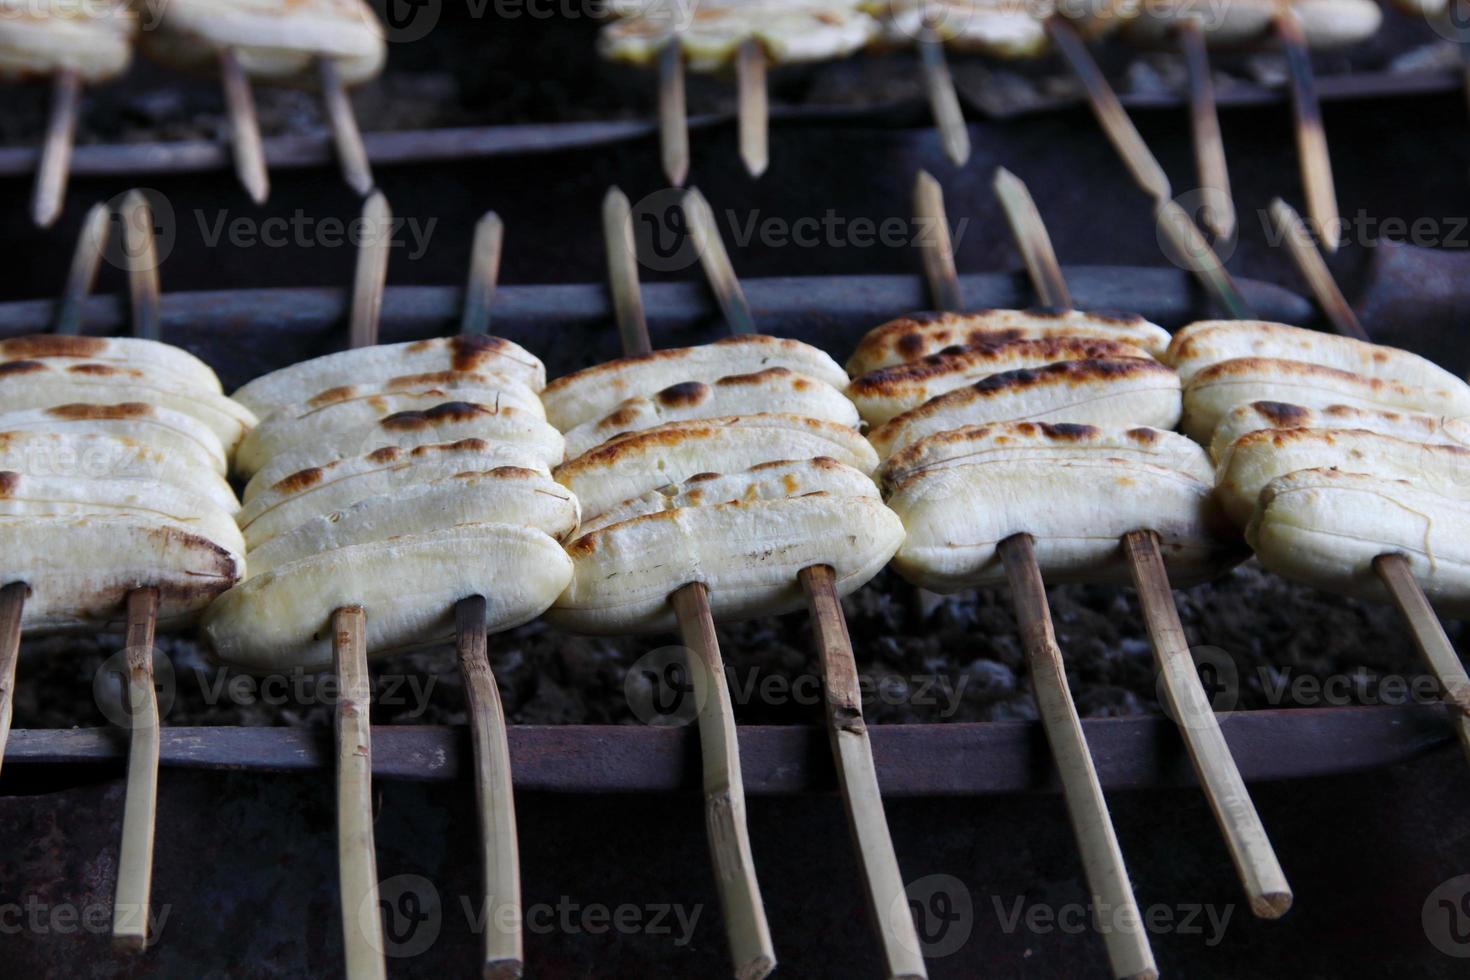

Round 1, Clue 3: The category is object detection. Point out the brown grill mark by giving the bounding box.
[1254,401,1312,426]
[450,335,512,371]
[67,363,133,377]
[656,381,711,407]
[715,367,793,386]
[1,336,106,358]
[308,385,358,407]
[0,361,47,377]
[48,402,155,419]
[851,338,1141,392]
[367,447,402,464]
[0,472,18,496]
[271,467,324,494]
[380,402,489,429]
[545,335,790,393]
[970,357,1165,394]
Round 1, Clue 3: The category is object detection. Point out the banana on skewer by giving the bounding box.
[0,428,235,511]
[1124,0,1381,48]
[0,335,223,393]
[1209,400,1470,465]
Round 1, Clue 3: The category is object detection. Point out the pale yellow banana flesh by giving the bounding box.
[231,336,546,419]
[1209,401,1470,467]
[599,1,877,71]
[563,368,857,460]
[543,336,849,431]
[549,493,903,635]
[0,336,222,393]
[0,404,230,476]
[874,0,1048,58]
[246,468,580,577]
[204,523,572,674]
[1123,0,1381,48]
[0,0,134,81]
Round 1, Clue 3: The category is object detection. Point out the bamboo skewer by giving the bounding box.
[1046,18,1171,201]
[659,41,690,187]
[333,606,386,980]
[52,202,110,336]
[1267,198,1366,341]
[219,47,269,204]
[676,194,925,978]
[318,58,374,196]
[0,582,26,777]
[112,586,161,953]
[996,166,1290,920]
[350,192,392,350]
[121,191,161,340]
[999,535,1157,980]
[736,40,769,178]
[682,187,755,334]
[1154,199,1257,320]
[32,68,81,228]
[1176,20,1236,241]
[1275,9,1340,253]
[917,31,970,167]
[603,187,651,356]
[460,211,505,337]
[913,171,963,313]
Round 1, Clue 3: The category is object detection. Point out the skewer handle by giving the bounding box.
[1276,10,1340,253]
[659,42,690,187]
[682,188,756,335]
[1374,555,1470,767]
[736,40,769,179]
[112,587,161,953]
[800,566,927,980]
[998,535,1157,980]
[0,582,26,777]
[1177,21,1236,242]
[33,68,81,228]
[992,167,1071,310]
[671,582,776,980]
[913,171,963,313]
[1154,199,1256,320]
[917,33,970,167]
[333,605,387,980]
[219,47,270,205]
[52,202,109,336]
[456,596,523,980]
[1267,198,1367,341]
[461,211,505,337]
[602,187,653,356]
[1124,532,1291,919]
[319,57,375,196]
[350,192,392,350]
[121,191,161,341]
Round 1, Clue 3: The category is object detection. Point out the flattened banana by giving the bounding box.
[1217,428,1470,527]
[247,468,580,576]
[1167,319,1468,389]
[543,335,849,430]
[548,494,904,635]
[875,0,1046,58]
[1209,400,1470,465]
[847,336,1152,426]
[0,335,222,393]
[578,457,879,537]
[0,403,229,474]
[0,361,257,452]
[887,458,1240,593]
[1248,469,1470,618]
[0,471,244,559]
[204,524,572,673]
[235,373,545,475]
[1124,0,1380,48]
[0,430,237,513]
[1,515,242,632]
[0,0,134,81]
[240,439,550,549]
[554,415,880,520]
[242,401,563,501]
[563,368,857,459]
[878,421,1213,491]
[1181,358,1470,444]
[868,358,1183,460]
[846,309,1171,375]
[232,335,546,418]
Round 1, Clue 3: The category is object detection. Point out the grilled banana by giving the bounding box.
[563,368,858,459]
[600,0,877,71]
[868,358,1183,460]
[0,403,229,475]
[878,421,1213,491]
[1217,428,1470,528]
[846,309,1171,375]
[246,467,580,576]
[554,414,880,520]
[1180,358,1470,444]
[1124,0,1381,48]
[0,335,222,393]
[548,493,903,635]
[1167,319,1468,390]
[2,515,242,632]
[204,524,572,673]
[543,335,849,431]
[0,0,134,81]
[847,336,1153,426]
[1209,401,1470,465]
[235,372,546,475]
[886,454,1240,593]
[0,431,238,514]
[241,401,563,502]
[874,0,1047,57]
[231,336,546,418]
[0,361,256,452]
[1248,469,1470,618]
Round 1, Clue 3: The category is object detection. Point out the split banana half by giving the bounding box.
[600,0,878,71]
[1123,0,1381,49]
[0,0,135,82]
[0,429,237,513]
[1209,400,1470,467]
[0,403,230,475]
[0,335,223,393]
